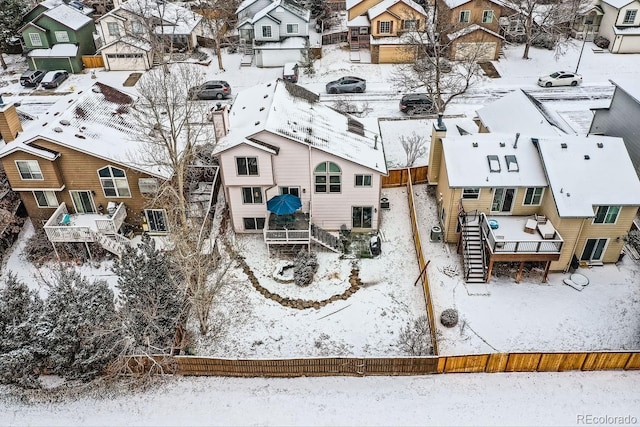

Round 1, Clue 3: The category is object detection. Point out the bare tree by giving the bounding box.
[192,0,240,71]
[397,315,434,356]
[401,132,427,167]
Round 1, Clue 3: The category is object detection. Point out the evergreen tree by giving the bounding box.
[113,234,185,352]
[0,0,28,69]
[39,268,121,381]
[300,39,316,77]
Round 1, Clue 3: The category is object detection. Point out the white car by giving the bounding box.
[537,71,583,87]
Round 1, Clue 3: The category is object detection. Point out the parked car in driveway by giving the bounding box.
[399,93,435,115]
[537,71,582,87]
[40,70,69,89]
[188,81,232,100]
[20,70,47,87]
[325,76,366,94]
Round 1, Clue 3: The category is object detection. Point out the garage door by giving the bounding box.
[455,42,497,61]
[378,45,416,63]
[259,49,303,67]
[104,53,148,71]
[31,57,73,73]
[617,35,640,53]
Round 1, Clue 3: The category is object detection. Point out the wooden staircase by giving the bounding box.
[240,41,254,67]
[310,224,342,253]
[460,213,487,283]
[92,230,131,258]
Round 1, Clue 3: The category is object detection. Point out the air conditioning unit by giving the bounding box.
[138,178,159,193]
[380,197,390,210]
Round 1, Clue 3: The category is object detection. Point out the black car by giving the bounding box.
[40,70,69,89]
[20,70,47,87]
[189,81,232,100]
[399,93,435,115]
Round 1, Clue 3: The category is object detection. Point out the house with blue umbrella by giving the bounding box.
[213,80,388,254]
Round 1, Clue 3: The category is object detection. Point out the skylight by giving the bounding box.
[487,155,501,172]
[505,155,519,172]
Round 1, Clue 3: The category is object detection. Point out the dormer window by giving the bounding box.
[505,155,519,172]
[487,155,501,172]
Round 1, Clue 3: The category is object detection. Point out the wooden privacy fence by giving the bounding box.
[406,173,438,355]
[382,166,428,188]
[82,55,105,68]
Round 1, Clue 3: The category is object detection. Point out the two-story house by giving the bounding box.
[596,0,640,52]
[0,84,173,258]
[346,0,429,63]
[20,4,97,73]
[214,80,388,254]
[589,78,640,177]
[436,0,506,61]
[96,0,203,71]
[428,120,640,283]
[236,0,316,67]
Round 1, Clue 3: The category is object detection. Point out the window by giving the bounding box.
[33,191,58,208]
[28,33,43,46]
[107,22,120,37]
[403,19,417,30]
[523,187,543,205]
[242,187,263,204]
[236,157,258,176]
[262,25,272,37]
[491,188,515,212]
[280,187,300,197]
[482,10,494,23]
[16,160,43,180]
[379,21,392,34]
[581,238,607,261]
[623,9,637,24]
[355,175,372,187]
[459,10,470,23]
[594,205,620,224]
[55,31,69,42]
[131,20,144,34]
[70,190,96,213]
[98,166,131,197]
[286,23,298,34]
[314,162,341,193]
[505,155,519,172]
[487,155,501,172]
[462,188,480,199]
[145,209,168,232]
[243,217,265,230]
[352,207,373,228]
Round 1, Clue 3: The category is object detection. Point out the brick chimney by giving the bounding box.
[0,102,23,145]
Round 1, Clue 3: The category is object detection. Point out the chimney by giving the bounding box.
[209,104,230,141]
[0,102,23,144]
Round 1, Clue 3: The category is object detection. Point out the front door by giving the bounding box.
[581,238,607,261]
[491,188,515,213]
[70,190,96,214]
[352,206,372,228]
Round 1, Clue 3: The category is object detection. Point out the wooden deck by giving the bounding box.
[43,202,127,243]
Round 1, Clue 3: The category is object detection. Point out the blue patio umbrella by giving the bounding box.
[266,194,302,215]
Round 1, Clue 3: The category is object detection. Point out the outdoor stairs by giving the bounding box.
[349,43,360,63]
[461,221,486,283]
[92,230,131,258]
[240,43,254,67]
[152,53,162,67]
[310,224,342,253]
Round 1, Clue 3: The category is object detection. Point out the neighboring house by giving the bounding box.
[436,0,507,61]
[214,80,387,253]
[19,4,97,73]
[427,120,640,283]
[22,0,94,24]
[96,0,204,71]
[0,84,174,258]
[571,0,604,41]
[236,0,317,67]
[346,0,429,63]
[589,78,640,177]
[596,0,640,53]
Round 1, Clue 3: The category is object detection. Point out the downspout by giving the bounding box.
[68,56,74,73]
[565,217,587,272]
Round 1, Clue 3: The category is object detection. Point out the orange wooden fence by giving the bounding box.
[82,55,105,68]
[382,166,428,188]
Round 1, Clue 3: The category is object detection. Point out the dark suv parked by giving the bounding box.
[399,93,435,115]
[20,70,47,87]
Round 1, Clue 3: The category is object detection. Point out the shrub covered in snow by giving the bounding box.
[293,250,318,287]
[594,36,610,50]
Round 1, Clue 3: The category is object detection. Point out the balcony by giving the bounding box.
[263,212,311,245]
[44,202,127,243]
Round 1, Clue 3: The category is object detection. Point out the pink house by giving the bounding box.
[214,80,388,252]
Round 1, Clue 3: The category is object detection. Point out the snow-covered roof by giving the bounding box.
[104,0,202,35]
[0,83,169,179]
[251,0,310,24]
[254,36,307,49]
[40,4,93,31]
[536,135,640,217]
[368,0,426,19]
[347,15,370,27]
[346,0,363,10]
[97,36,153,53]
[613,25,640,35]
[236,0,261,14]
[476,90,572,136]
[27,43,78,57]
[39,0,94,15]
[442,133,548,188]
[442,0,471,8]
[610,78,640,104]
[447,24,504,41]
[601,0,635,9]
[216,80,387,174]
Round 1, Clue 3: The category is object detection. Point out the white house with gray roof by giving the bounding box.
[214,80,387,252]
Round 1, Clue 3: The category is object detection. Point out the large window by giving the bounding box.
[280,186,300,197]
[236,157,259,176]
[262,25,272,37]
[581,238,607,261]
[459,10,470,23]
[55,31,69,42]
[523,187,543,205]
[403,19,417,30]
[491,188,515,212]
[462,188,480,199]
[355,174,372,187]
[482,10,494,23]
[352,206,373,228]
[623,9,637,24]
[107,22,120,37]
[70,190,96,214]
[16,160,43,180]
[314,162,341,193]
[242,187,263,204]
[286,23,299,34]
[379,21,392,34]
[33,191,58,208]
[28,33,42,46]
[594,205,620,224]
[98,166,131,197]
[145,209,168,233]
[131,20,144,34]
[243,217,265,230]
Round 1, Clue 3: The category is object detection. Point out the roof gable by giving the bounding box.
[601,0,636,9]
[369,0,426,19]
[37,4,93,31]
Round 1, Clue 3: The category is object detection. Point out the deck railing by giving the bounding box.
[95,202,127,234]
[44,202,127,243]
[480,214,563,254]
[264,227,311,243]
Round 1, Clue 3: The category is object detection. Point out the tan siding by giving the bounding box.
[575,206,639,263]
[348,0,383,20]
[1,148,64,189]
[428,128,445,184]
[377,45,417,63]
[444,0,502,32]
[435,160,457,242]
[0,105,23,143]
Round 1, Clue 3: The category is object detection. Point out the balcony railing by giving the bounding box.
[44,202,127,243]
[480,213,563,255]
